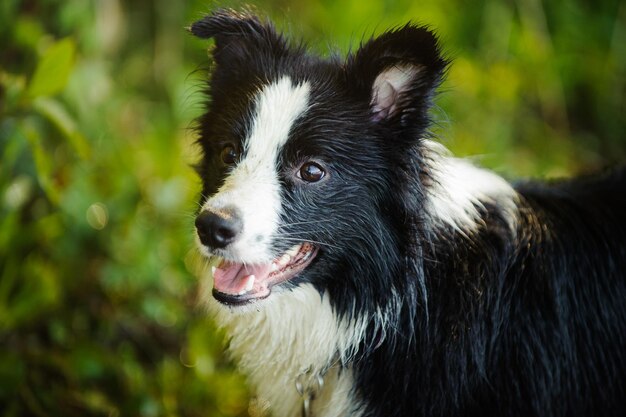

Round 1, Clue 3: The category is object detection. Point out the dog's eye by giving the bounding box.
[220,145,239,166]
[298,162,325,183]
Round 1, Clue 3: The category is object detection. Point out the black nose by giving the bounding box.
[195,207,243,249]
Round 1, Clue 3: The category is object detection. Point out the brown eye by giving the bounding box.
[220,145,239,165]
[299,162,325,183]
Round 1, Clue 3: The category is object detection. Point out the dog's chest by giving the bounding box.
[210,284,363,417]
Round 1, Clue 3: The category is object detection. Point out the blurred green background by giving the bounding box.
[0,0,624,415]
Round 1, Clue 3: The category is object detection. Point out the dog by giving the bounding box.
[190,9,626,417]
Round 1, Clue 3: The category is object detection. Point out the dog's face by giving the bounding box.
[192,10,446,307]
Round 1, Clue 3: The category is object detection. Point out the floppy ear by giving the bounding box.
[346,24,448,130]
[190,8,288,65]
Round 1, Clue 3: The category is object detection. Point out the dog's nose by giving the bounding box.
[195,207,243,249]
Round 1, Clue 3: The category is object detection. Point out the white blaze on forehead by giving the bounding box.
[246,76,311,157]
[201,76,311,263]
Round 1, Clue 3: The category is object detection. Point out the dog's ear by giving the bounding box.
[190,9,288,65]
[346,24,448,130]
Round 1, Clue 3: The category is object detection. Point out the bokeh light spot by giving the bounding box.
[86,202,109,230]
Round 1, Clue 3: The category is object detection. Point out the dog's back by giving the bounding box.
[496,171,626,415]
[355,169,626,417]
[509,170,626,414]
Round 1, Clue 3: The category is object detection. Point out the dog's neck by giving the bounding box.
[205,283,365,417]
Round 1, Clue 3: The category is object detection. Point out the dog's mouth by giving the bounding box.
[211,242,318,306]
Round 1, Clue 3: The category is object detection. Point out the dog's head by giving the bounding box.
[191,9,446,307]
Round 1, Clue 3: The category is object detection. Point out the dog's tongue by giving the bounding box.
[213,260,272,295]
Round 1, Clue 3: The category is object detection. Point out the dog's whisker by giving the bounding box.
[273,237,340,250]
[279,219,334,227]
[277,231,332,237]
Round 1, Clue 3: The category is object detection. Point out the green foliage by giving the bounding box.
[1,1,248,415]
[0,0,623,416]
[28,38,76,98]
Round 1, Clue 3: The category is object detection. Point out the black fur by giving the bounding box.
[357,171,626,416]
[191,9,626,417]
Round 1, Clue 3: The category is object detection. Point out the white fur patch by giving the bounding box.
[422,140,519,233]
[199,275,364,417]
[201,76,311,263]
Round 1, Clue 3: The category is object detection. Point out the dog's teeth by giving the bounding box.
[245,275,255,292]
[302,251,311,261]
[270,263,278,272]
[286,245,301,257]
[211,266,216,275]
[237,275,255,295]
[278,254,291,266]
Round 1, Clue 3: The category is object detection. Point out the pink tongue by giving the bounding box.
[213,260,273,295]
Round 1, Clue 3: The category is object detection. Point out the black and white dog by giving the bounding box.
[190,9,626,417]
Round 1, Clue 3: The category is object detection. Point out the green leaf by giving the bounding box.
[33,97,91,159]
[19,119,60,203]
[0,71,27,114]
[27,37,76,98]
